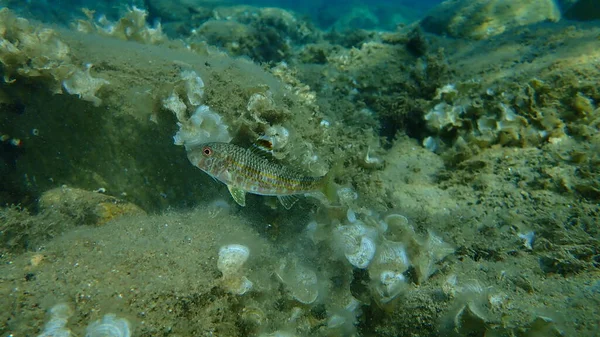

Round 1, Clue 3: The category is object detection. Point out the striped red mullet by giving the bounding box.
[187,142,327,209]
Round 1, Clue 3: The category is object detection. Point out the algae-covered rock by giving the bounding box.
[330,6,380,31]
[190,5,319,62]
[0,8,343,211]
[0,187,143,253]
[38,186,145,226]
[0,8,109,105]
[145,0,212,22]
[195,19,256,57]
[0,208,281,336]
[420,0,561,39]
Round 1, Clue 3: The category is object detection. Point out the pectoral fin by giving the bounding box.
[277,195,298,210]
[227,185,246,206]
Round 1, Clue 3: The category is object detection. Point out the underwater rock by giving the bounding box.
[522,316,565,337]
[85,314,131,337]
[420,0,561,39]
[38,186,145,226]
[258,331,297,337]
[450,302,489,336]
[195,6,317,62]
[144,0,208,22]
[0,8,107,105]
[196,20,256,57]
[422,81,543,148]
[331,6,380,31]
[441,276,567,336]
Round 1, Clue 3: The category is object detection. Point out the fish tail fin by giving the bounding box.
[319,162,342,206]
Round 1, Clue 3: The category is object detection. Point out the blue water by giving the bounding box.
[6,0,442,31]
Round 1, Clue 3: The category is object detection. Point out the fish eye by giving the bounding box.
[202,146,213,156]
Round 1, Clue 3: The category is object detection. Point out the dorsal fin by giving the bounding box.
[251,137,275,159]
